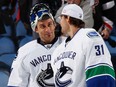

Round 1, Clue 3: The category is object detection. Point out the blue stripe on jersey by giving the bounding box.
[85,63,113,70]
[86,75,116,87]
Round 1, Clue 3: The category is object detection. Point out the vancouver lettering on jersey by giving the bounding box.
[54,51,76,64]
[30,54,51,67]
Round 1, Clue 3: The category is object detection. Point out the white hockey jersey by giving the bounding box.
[51,28,115,87]
[7,37,65,87]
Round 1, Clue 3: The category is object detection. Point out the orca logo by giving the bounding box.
[36,63,55,87]
[55,62,73,87]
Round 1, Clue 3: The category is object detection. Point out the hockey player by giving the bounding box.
[51,4,116,87]
[7,3,64,87]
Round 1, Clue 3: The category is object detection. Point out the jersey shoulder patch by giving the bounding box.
[86,31,99,38]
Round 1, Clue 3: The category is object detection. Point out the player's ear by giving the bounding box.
[67,16,70,23]
[52,21,56,31]
[35,26,38,32]
[53,20,56,27]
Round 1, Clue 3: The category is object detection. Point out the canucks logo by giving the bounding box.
[87,31,99,38]
[36,63,55,87]
[55,62,73,87]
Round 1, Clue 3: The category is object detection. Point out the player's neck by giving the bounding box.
[69,26,80,38]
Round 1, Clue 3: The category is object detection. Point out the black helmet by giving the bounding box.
[30,3,54,31]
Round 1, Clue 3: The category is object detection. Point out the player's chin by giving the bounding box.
[45,36,54,42]
[45,39,53,44]
[45,35,53,39]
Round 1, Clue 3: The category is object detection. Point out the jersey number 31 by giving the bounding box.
[95,45,104,56]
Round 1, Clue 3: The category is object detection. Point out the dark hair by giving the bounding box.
[69,17,85,28]
[63,15,85,28]
[40,14,55,24]
[41,14,51,20]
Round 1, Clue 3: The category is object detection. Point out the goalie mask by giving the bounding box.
[30,3,54,31]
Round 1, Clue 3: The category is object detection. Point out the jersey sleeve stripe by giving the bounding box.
[86,64,115,80]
